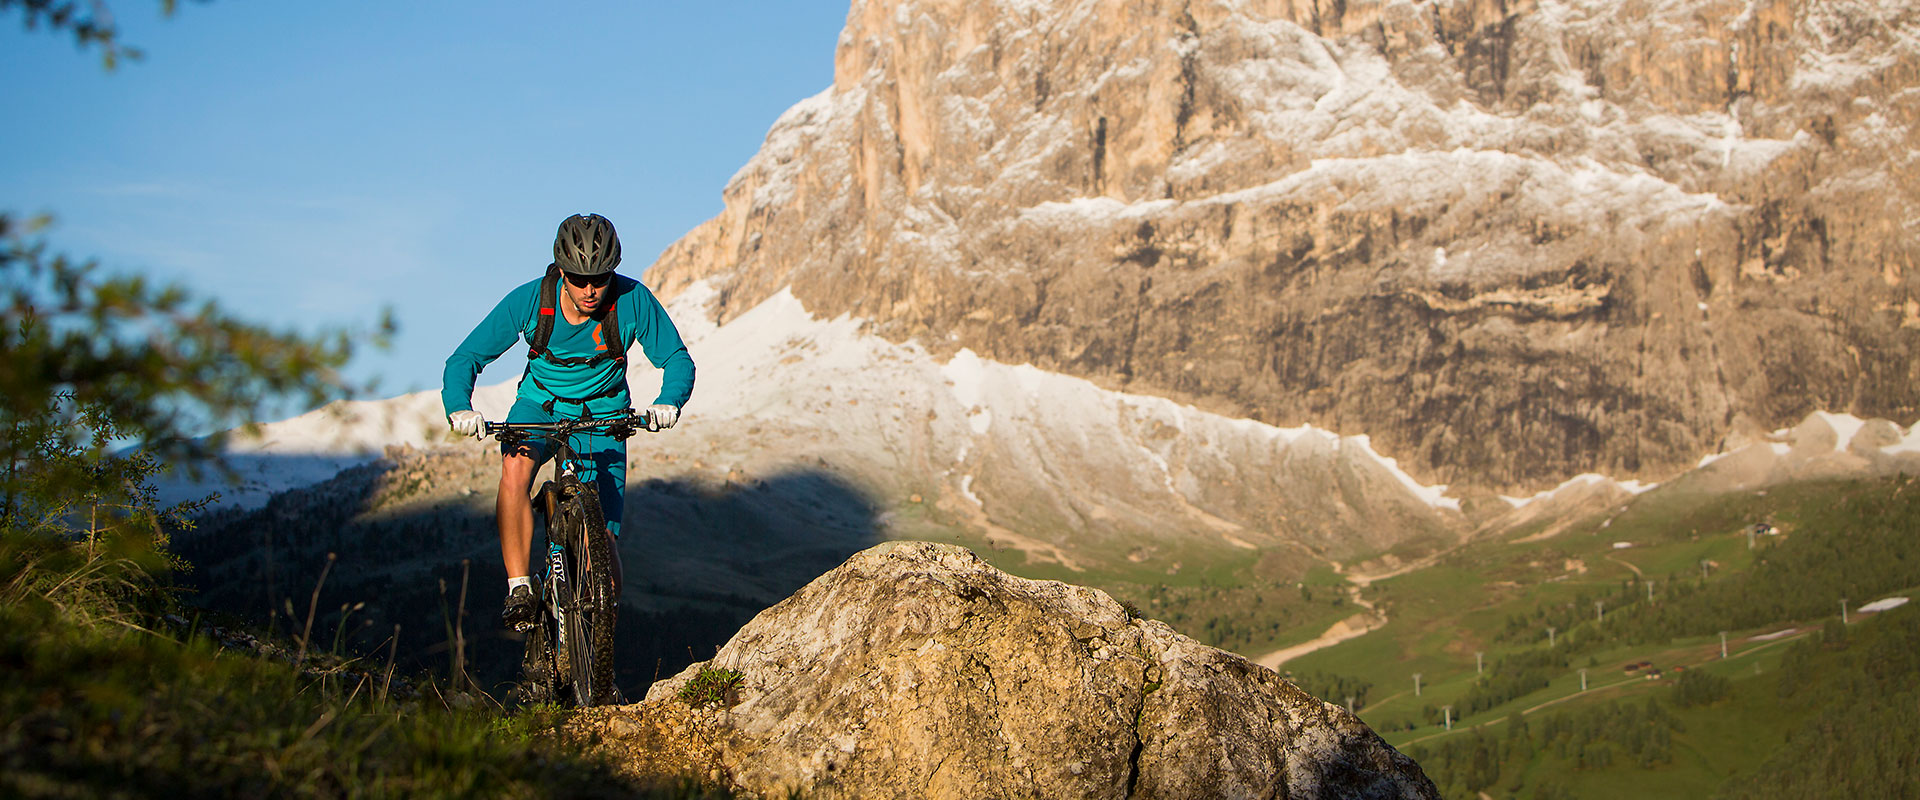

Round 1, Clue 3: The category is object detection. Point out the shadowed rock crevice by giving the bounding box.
[1123,675,1149,798]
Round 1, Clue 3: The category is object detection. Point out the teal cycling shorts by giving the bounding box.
[501,396,627,538]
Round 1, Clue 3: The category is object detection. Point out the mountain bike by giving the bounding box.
[486,410,651,707]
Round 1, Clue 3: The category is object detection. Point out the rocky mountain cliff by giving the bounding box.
[645,0,1920,492]
[579,541,1439,799]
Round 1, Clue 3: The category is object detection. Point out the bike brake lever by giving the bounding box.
[491,426,527,447]
[606,411,650,441]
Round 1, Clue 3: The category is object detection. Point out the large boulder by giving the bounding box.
[578,541,1437,799]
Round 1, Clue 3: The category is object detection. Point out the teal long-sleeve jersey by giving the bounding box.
[441,273,695,417]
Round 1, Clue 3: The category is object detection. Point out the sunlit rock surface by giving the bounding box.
[578,541,1439,799]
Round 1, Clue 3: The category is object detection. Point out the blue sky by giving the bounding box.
[2,1,848,415]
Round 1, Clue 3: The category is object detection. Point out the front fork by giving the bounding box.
[540,474,622,603]
[560,460,624,598]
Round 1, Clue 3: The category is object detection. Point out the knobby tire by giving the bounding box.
[556,475,617,707]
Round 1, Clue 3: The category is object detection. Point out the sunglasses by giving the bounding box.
[564,271,613,288]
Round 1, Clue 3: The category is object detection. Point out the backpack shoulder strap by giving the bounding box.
[600,281,625,366]
[527,263,562,359]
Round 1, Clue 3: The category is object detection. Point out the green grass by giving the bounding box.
[1356,570,1835,744]
[0,528,733,799]
[1385,626,1807,749]
[1614,534,1756,580]
[973,534,1366,657]
[1446,615,1902,800]
[1301,563,1348,587]
[1290,614,1415,694]
[1282,474,1920,799]
[1286,561,1524,717]
[1399,625,1853,799]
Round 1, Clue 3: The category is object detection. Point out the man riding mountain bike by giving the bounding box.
[441,213,695,631]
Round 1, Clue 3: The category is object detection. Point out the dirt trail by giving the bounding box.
[1255,560,1399,671]
[1343,554,1442,588]
[1606,553,1645,579]
[1255,606,1385,670]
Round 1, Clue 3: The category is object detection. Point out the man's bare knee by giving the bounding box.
[501,452,536,481]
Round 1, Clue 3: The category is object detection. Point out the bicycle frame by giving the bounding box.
[484,409,651,706]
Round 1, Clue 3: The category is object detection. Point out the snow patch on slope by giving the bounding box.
[1886,421,1920,455]
[1518,411,1920,514]
[1350,436,1460,511]
[1859,597,1910,614]
[1808,411,1867,451]
[941,349,996,435]
[1500,473,1656,509]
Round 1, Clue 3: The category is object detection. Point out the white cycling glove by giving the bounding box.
[645,404,680,432]
[448,409,487,439]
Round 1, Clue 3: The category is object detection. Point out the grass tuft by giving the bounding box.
[678,667,746,709]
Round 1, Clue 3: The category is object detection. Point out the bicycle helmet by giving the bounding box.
[553,213,622,275]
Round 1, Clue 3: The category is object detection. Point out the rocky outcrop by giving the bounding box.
[577,541,1438,799]
[645,0,1920,493]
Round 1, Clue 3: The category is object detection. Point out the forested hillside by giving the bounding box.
[1297,475,1920,799]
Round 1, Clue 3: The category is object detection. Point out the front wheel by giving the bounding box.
[555,476,618,707]
[516,484,566,705]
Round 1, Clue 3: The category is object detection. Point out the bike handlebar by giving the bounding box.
[483,410,658,442]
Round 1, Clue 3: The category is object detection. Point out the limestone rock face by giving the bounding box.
[645,0,1920,492]
[579,541,1439,799]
